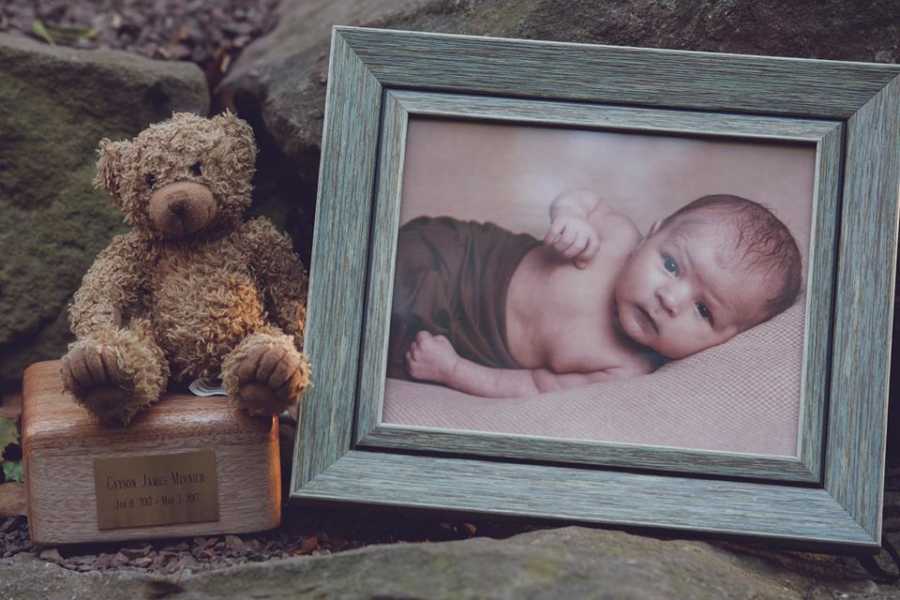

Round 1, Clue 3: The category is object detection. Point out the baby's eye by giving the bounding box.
[697,302,713,322]
[145,173,157,188]
[190,161,203,176]
[663,255,679,274]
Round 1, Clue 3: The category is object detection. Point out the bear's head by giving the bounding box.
[94,112,257,239]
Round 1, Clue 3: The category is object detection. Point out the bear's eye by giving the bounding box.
[145,173,157,188]
[191,161,203,176]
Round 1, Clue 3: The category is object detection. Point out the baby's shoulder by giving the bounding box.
[598,211,641,257]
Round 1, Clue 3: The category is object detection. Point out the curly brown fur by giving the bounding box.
[62,112,311,425]
[94,112,257,239]
[68,231,158,338]
[236,218,309,345]
[62,320,169,426]
[221,329,311,416]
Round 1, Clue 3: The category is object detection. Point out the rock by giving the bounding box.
[0,516,31,557]
[217,0,435,266]
[69,554,96,566]
[296,535,319,555]
[0,517,16,534]
[0,553,150,600]
[38,548,63,564]
[2,527,895,599]
[119,544,152,560]
[0,33,208,386]
[219,0,430,165]
[224,534,245,553]
[218,0,898,247]
[95,553,113,569]
[131,556,153,568]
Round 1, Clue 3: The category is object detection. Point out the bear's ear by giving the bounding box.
[213,111,257,163]
[93,139,131,198]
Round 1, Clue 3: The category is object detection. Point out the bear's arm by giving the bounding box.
[69,231,156,339]
[238,217,308,345]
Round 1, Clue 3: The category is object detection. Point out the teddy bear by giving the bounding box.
[60,112,311,426]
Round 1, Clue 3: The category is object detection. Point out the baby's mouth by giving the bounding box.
[634,304,659,337]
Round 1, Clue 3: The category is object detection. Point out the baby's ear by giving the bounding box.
[93,139,131,198]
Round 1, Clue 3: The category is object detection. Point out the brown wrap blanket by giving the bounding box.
[388,216,541,380]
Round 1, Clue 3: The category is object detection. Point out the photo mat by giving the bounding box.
[383,117,815,458]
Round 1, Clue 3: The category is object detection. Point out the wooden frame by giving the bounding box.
[294,27,900,549]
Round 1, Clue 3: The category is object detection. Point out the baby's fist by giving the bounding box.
[406,331,459,384]
[544,215,599,268]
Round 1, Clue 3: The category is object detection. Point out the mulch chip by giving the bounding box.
[0,502,554,575]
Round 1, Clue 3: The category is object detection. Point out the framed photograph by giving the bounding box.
[295,27,900,549]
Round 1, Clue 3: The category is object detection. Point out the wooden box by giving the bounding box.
[22,361,281,545]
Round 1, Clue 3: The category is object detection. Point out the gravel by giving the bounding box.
[0,0,280,89]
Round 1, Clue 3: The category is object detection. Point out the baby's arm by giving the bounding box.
[546,189,639,268]
[405,331,628,397]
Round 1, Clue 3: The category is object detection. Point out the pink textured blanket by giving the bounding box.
[384,303,803,456]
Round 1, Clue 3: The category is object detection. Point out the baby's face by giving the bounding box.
[614,217,772,359]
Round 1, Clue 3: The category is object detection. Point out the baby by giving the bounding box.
[387,191,802,397]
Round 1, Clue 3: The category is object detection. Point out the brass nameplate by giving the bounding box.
[94,450,220,530]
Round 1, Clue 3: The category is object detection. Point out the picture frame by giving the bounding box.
[294,26,900,549]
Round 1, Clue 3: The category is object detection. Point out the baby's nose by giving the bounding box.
[657,286,687,316]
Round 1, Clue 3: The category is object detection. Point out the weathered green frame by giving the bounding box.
[294,27,900,549]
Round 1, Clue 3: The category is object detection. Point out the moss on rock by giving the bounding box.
[0,33,209,385]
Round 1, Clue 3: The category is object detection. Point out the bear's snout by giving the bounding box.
[148,182,217,238]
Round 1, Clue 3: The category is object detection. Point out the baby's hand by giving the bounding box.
[406,331,459,384]
[544,214,599,269]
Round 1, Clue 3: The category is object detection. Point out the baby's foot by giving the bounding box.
[233,342,309,416]
[61,342,134,425]
[406,331,460,384]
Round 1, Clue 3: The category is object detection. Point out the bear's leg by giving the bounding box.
[221,328,310,416]
[61,318,169,426]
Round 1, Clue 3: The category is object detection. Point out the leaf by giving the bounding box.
[2,461,23,483]
[45,23,98,44]
[31,19,55,45]
[75,27,98,41]
[0,417,16,451]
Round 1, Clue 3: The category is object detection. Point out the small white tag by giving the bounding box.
[188,378,227,397]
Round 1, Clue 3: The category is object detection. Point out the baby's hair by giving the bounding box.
[661,194,803,323]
